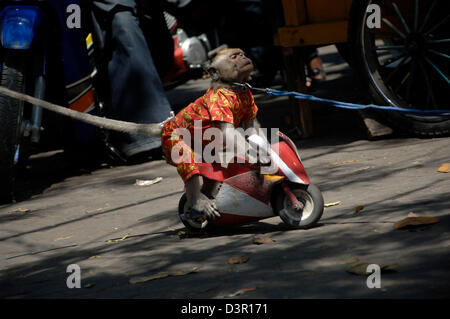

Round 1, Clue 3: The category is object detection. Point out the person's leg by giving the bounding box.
[93,1,173,158]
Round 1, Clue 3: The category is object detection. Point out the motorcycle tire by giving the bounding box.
[275,183,324,229]
[178,193,213,232]
[0,52,26,204]
[348,0,450,137]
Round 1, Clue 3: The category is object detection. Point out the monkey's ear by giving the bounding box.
[207,66,220,82]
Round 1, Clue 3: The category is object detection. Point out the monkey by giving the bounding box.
[0,48,270,222]
[160,48,270,221]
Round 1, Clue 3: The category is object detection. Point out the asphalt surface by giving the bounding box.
[0,45,449,299]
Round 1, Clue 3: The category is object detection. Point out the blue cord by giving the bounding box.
[231,82,450,118]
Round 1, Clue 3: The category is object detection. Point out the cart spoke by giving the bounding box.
[414,0,419,31]
[423,56,450,85]
[381,53,406,67]
[427,49,450,59]
[405,58,417,102]
[385,55,410,83]
[417,58,436,108]
[382,17,406,39]
[395,69,411,94]
[427,39,450,44]
[425,15,450,35]
[375,45,405,51]
[419,0,438,32]
[391,1,410,34]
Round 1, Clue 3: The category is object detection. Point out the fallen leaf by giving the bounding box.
[437,163,450,173]
[130,272,169,284]
[228,256,249,264]
[346,262,398,275]
[54,236,73,242]
[353,205,365,214]
[331,160,359,166]
[135,177,163,186]
[106,234,129,243]
[252,237,274,245]
[171,267,200,276]
[9,207,30,213]
[340,257,360,265]
[129,267,198,284]
[227,287,257,297]
[324,201,341,207]
[88,255,100,260]
[394,216,440,229]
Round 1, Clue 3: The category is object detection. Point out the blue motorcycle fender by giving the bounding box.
[0,6,43,50]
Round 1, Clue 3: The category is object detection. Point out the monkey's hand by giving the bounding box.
[189,193,221,220]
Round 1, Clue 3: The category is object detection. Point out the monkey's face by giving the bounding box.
[211,49,254,83]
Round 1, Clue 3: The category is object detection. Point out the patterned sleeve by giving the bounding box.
[242,92,258,122]
[207,89,235,124]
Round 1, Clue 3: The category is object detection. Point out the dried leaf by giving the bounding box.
[171,267,199,276]
[394,217,439,229]
[324,201,341,207]
[252,237,274,245]
[135,177,163,186]
[129,267,198,284]
[9,207,30,213]
[331,160,358,166]
[340,257,360,265]
[88,255,100,260]
[346,262,398,275]
[130,272,169,284]
[228,256,249,264]
[353,205,365,214]
[106,234,129,243]
[227,287,257,297]
[54,236,73,242]
[437,163,450,173]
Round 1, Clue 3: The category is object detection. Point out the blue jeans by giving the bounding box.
[92,0,173,157]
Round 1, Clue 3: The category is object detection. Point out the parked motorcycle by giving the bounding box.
[0,0,103,203]
[177,131,324,231]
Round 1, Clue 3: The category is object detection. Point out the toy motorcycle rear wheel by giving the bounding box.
[275,183,324,229]
[178,193,213,232]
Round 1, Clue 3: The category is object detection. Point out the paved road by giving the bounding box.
[0,46,449,299]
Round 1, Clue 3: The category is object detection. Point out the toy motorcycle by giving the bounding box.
[178,131,324,231]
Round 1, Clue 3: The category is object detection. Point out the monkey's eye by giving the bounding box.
[229,51,245,60]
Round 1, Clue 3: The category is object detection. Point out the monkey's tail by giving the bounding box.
[0,86,165,137]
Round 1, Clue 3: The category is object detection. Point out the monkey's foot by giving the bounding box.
[186,209,208,223]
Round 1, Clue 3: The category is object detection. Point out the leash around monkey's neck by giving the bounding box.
[229,82,270,94]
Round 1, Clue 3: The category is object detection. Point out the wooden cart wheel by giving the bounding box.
[349,0,450,137]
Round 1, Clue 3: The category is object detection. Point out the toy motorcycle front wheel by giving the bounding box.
[178,193,212,232]
[275,183,324,229]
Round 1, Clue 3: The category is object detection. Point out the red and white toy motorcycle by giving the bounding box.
[178,131,324,231]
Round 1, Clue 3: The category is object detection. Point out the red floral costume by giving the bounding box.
[161,87,258,182]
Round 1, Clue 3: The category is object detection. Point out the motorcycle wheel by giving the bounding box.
[0,52,27,203]
[178,193,213,232]
[275,183,324,229]
[348,0,450,137]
